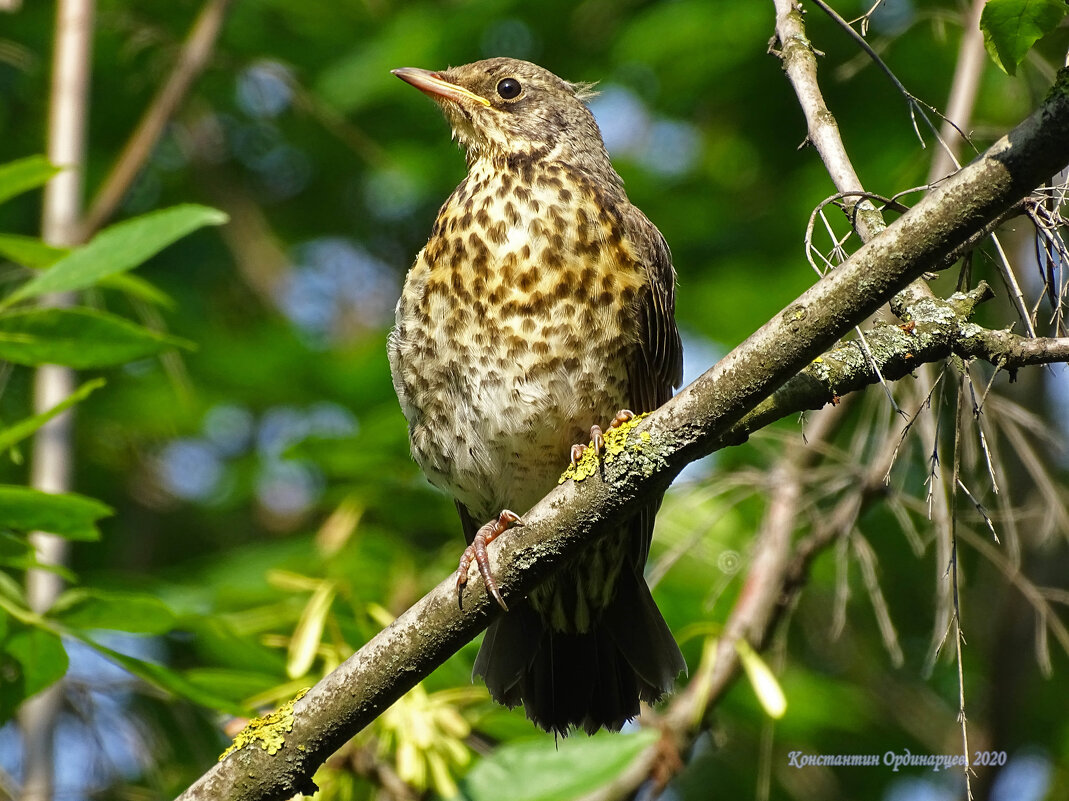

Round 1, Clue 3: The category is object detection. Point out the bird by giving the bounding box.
[388,57,685,735]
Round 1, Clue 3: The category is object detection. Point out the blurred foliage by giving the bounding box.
[980,0,1069,75]
[0,1,1068,800]
[0,184,227,727]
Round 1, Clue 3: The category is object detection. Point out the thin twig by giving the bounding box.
[772,0,885,241]
[808,0,968,164]
[949,373,975,799]
[955,477,998,543]
[884,370,945,483]
[852,533,904,666]
[921,371,953,675]
[964,366,1000,496]
[80,0,236,238]
[928,0,987,182]
[812,0,1047,337]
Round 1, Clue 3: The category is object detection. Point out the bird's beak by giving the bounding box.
[392,68,491,107]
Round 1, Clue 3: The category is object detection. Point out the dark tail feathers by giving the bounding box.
[473,569,685,735]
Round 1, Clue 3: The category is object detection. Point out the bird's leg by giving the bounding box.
[456,509,523,611]
[569,409,635,466]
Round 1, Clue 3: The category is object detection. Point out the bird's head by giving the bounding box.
[392,58,612,173]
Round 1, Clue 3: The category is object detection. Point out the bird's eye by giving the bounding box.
[496,78,522,99]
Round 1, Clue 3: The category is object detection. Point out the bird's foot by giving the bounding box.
[569,410,635,466]
[456,509,523,611]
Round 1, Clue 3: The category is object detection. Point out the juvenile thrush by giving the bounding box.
[389,57,685,735]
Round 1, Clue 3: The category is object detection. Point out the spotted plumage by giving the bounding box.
[389,57,685,735]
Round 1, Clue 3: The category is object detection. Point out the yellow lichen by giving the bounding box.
[219,688,310,761]
[558,413,650,483]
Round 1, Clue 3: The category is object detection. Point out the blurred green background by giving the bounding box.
[0,1,1067,799]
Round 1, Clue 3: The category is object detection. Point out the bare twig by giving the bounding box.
[912,0,987,694]
[809,0,967,162]
[80,0,235,238]
[852,533,905,665]
[816,0,1037,337]
[928,0,986,182]
[949,374,976,799]
[773,0,886,242]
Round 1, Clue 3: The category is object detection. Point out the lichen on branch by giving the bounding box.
[219,689,309,761]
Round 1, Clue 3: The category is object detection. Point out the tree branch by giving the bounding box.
[773,0,886,240]
[175,70,1069,801]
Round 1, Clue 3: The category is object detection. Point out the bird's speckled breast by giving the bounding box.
[389,156,647,520]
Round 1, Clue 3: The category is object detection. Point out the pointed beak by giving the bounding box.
[392,68,491,107]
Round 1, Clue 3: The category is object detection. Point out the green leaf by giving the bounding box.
[0,239,174,306]
[735,638,787,718]
[0,531,34,564]
[980,0,1068,75]
[0,377,105,454]
[52,588,176,634]
[73,633,251,716]
[286,580,335,678]
[182,667,284,702]
[0,531,79,579]
[0,570,27,608]
[462,729,660,801]
[0,626,68,723]
[98,273,175,308]
[0,307,193,367]
[179,614,289,675]
[6,627,68,696]
[0,485,112,540]
[0,234,67,268]
[0,204,228,309]
[0,156,59,206]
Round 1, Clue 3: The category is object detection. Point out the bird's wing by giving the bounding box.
[619,207,683,565]
[455,500,480,546]
[624,206,683,415]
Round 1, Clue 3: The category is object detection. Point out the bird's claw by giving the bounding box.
[570,443,587,465]
[456,509,523,611]
[569,410,635,467]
